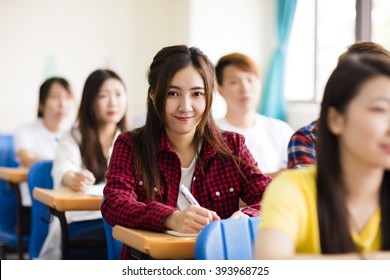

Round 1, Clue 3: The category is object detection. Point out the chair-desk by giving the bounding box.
[113,226,196,259]
[0,167,29,259]
[33,187,105,259]
[0,167,29,184]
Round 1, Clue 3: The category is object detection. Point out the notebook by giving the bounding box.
[84,183,105,196]
[166,230,199,237]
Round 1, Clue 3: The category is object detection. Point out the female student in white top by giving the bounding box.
[38,69,128,259]
[14,77,74,206]
[255,54,390,259]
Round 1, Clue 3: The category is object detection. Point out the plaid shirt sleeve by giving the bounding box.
[287,120,318,168]
[101,132,177,233]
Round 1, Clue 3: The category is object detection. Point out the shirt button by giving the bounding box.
[192,176,196,181]
[154,187,158,192]
[215,191,220,196]
[229,187,234,192]
[139,180,143,185]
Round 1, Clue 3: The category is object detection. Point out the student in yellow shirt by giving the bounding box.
[255,53,390,260]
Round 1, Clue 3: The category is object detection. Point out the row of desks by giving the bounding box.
[0,167,196,259]
[0,167,29,259]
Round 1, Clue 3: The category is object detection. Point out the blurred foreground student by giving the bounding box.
[101,45,271,259]
[215,53,293,177]
[288,41,390,169]
[255,54,390,259]
[38,69,128,259]
[14,77,74,207]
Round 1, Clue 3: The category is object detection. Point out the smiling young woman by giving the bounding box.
[101,45,272,260]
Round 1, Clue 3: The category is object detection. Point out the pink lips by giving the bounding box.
[381,144,390,153]
[175,116,192,122]
[241,96,251,102]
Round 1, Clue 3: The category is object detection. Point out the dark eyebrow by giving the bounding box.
[169,85,205,90]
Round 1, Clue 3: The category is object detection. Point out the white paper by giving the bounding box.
[84,183,105,196]
[166,230,198,237]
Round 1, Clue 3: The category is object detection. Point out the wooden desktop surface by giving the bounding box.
[33,187,102,211]
[113,226,196,259]
[0,167,29,184]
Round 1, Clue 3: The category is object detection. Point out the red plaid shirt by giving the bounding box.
[101,130,271,259]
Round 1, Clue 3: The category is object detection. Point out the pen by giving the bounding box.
[180,184,200,206]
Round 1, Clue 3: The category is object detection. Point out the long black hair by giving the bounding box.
[316,54,390,253]
[131,45,249,201]
[75,69,128,183]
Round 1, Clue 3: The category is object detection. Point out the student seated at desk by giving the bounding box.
[14,77,75,207]
[101,45,272,259]
[38,69,128,259]
[215,53,293,178]
[287,41,390,169]
[255,54,390,260]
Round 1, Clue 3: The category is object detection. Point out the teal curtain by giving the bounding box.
[259,0,297,121]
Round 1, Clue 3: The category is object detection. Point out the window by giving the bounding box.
[285,0,356,102]
[372,0,390,50]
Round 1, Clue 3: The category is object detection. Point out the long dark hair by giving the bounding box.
[316,54,390,253]
[132,45,246,200]
[38,77,73,117]
[75,69,128,183]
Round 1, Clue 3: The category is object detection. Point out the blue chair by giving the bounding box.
[0,134,28,259]
[27,160,53,259]
[195,217,260,260]
[103,218,122,260]
[27,160,107,259]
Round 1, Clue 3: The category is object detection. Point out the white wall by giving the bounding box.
[0,0,312,133]
[0,0,194,132]
[0,0,136,132]
[188,0,276,118]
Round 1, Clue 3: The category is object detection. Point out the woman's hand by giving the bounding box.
[229,210,249,219]
[363,251,390,260]
[62,170,96,192]
[164,205,220,233]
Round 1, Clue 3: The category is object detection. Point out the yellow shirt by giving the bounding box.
[260,166,381,253]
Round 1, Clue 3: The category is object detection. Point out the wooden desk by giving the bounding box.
[33,187,102,211]
[0,166,29,259]
[113,226,196,259]
[33,187,104,259]
[0,167,28,184]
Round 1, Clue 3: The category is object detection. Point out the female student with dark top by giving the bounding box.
[101,45,271,259]
[38,69,128,259]
[255,54,390,259]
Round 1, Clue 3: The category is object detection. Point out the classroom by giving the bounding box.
[1,0,390,275]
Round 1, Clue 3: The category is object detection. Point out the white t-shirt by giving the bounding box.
[14,119,67,206]
[216,113,294,174]
[14,119,65,162]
